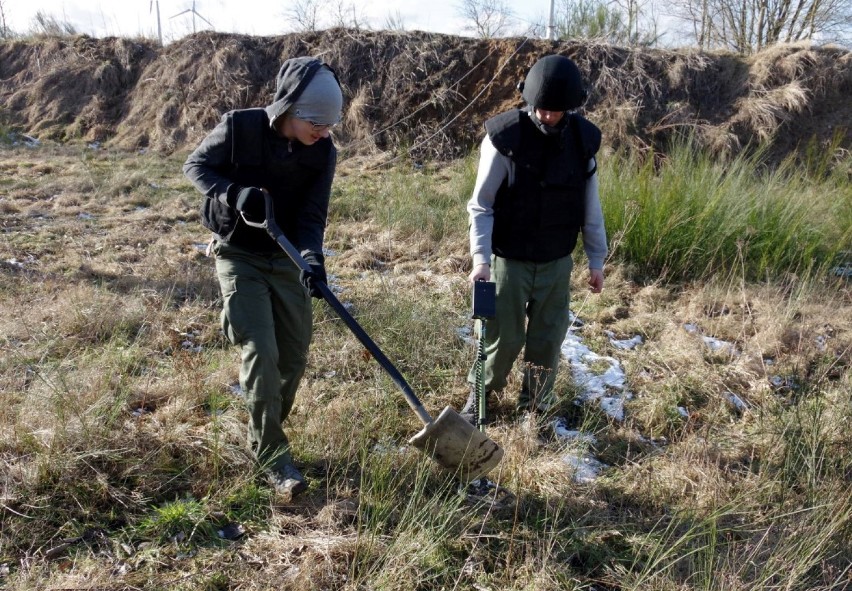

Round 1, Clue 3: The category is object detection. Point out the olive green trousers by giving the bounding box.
[213,241,312,471]
[467,254,573,412]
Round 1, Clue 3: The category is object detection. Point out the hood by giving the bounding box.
[264,56,335,129]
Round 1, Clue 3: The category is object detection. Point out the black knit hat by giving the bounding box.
[519,55,587,111]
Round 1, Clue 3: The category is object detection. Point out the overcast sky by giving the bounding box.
[4,0,551,41]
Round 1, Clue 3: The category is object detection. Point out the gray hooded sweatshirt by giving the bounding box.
[183,57,340,255]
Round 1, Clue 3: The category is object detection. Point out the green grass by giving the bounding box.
[601,138,851,282]
[0,141,849,590]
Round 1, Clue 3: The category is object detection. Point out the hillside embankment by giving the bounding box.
[1,29,850,163]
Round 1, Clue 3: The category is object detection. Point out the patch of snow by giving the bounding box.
[5,258,26,269]
[551,420,598,445]
[701,335,739,356]
[562,451,608,483]
[322,274,345,298]
[373,440,407,455]
[769,375,799,391]
[677,406,689,417]
[568,310,584,328]
[831,263,852,278]
[723,391,748,413]
[684,323,739,356]
[562,333,627,398]
[18,134,41,147]
[181,340,202,353]
[561,319,633,422]
[599,396,625,421]
[78,212,95,220]
[415,269,456,292]
[606,331,643,350]
[217,523,245,540]
[639,434,669,447]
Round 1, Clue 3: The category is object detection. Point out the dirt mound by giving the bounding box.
[1,30,850,163]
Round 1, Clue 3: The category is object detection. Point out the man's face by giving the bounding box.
[278,117,333,145]
[534,108,564,127]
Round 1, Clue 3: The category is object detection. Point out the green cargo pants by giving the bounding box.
[213,241,312,471]
[467,254,573,412]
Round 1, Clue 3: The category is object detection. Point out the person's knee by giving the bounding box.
[242,336,279,359]
[492,337,526,358]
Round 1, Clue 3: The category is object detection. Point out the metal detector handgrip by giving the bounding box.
[240,193,434,427]
[471,280,495,432]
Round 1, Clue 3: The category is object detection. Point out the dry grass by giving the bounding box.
[0,142,850,590]
[2,33,850,167]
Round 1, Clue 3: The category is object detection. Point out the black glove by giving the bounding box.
[232,187,266,221]
[300,251,327,299]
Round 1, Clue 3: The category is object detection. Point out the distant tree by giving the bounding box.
[553,0,659,45]
[285,0,368,31]
[665,0,852,52]
[31,10,78,36]
[329,0,367,29]
[286,0,321,32]
[384,9,406,31]
[0,0,9,39]
[457,0,514,38]
[612,0,661,44]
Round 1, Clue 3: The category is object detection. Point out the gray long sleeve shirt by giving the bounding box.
[467,134,608,269]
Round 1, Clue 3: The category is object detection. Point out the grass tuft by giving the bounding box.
[0,141,849,589]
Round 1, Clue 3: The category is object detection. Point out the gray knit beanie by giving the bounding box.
[289,67,343,125]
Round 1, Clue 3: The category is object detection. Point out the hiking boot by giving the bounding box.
[460,386,492,426]
[268,464,307,498]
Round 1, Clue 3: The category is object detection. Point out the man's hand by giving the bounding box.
[300,251,327,299]
[234,187,266,221]
[588,268,604,293]
[469,263,491,283]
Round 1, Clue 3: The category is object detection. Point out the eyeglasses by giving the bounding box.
[300,119,337,132]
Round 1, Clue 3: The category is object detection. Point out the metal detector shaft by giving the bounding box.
[244,195,433,427]
[236,193,504,483]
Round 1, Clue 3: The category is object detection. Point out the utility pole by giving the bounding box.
[547,0,556,40]
[150,0,162,46]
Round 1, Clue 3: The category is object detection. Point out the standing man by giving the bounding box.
[463,55,607,431]
[183,57,343,497]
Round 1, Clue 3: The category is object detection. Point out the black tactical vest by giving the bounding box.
[200,108,334,252]
[486,109,600,263]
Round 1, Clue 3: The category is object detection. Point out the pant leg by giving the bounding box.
[519,255,573,412]
[267,252,313,425]
[467,255,533,393]
[214,242,310,471]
